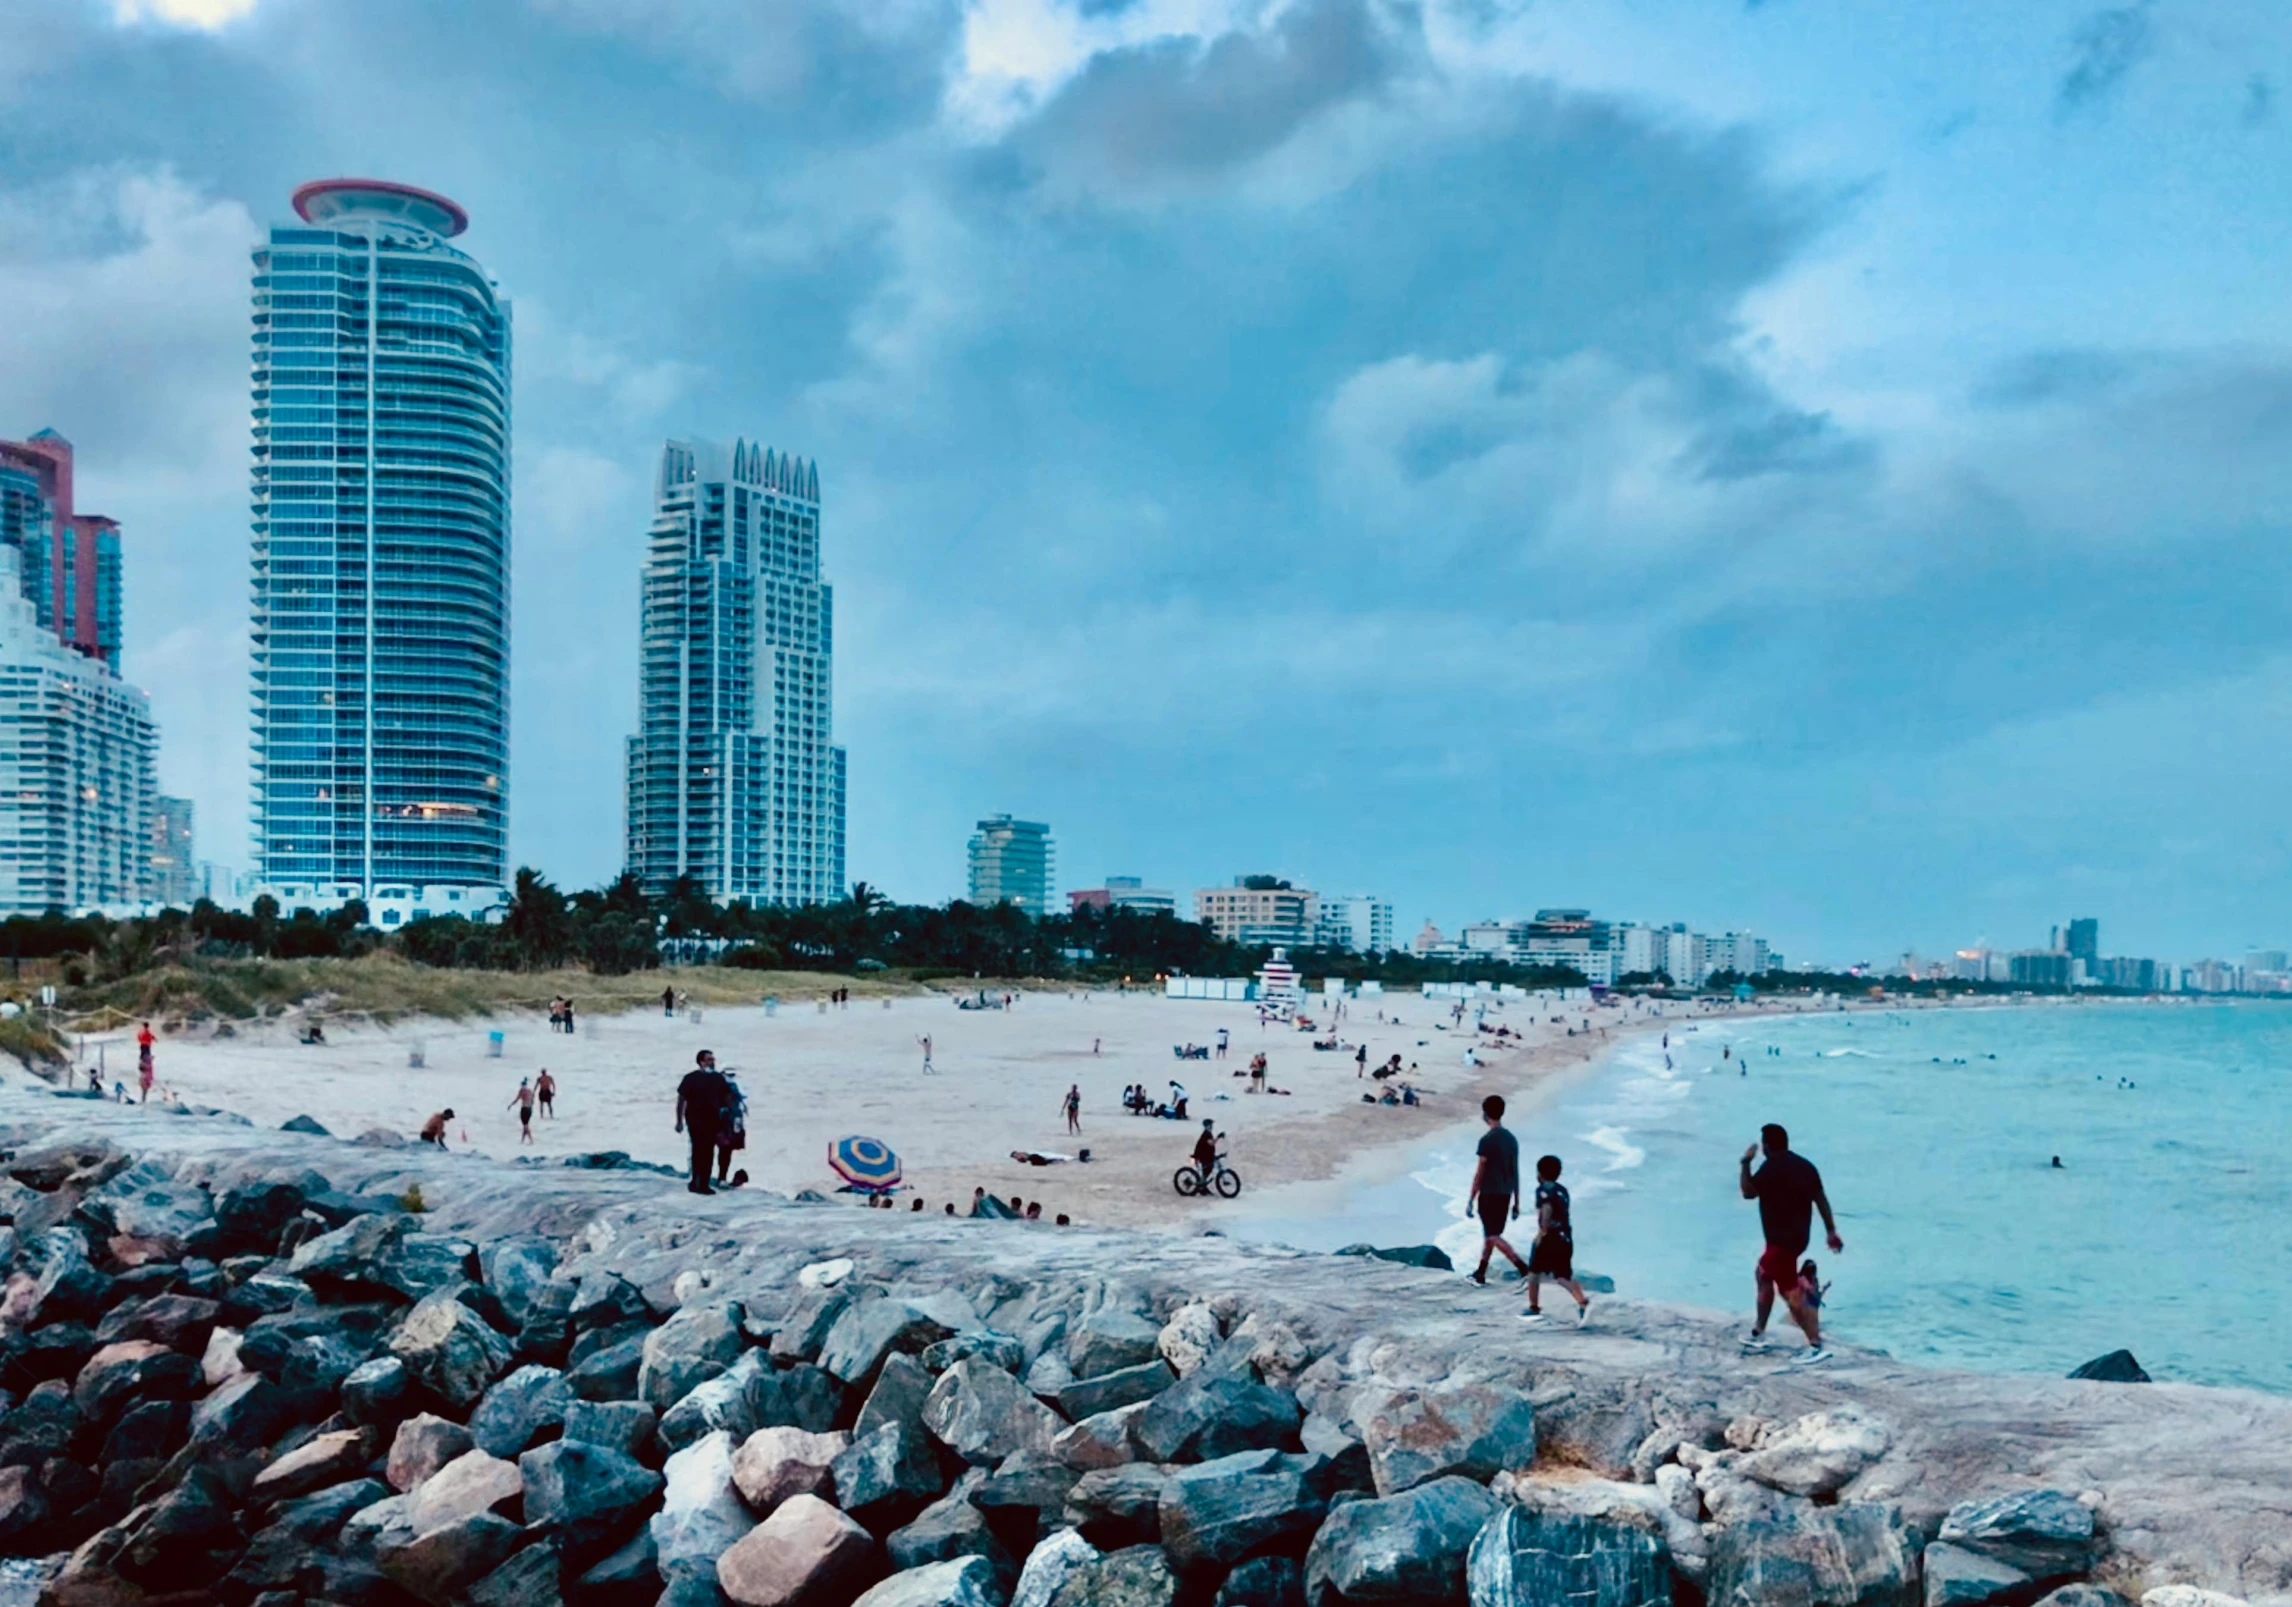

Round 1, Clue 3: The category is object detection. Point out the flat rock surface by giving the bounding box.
[7,1085,2290,1604]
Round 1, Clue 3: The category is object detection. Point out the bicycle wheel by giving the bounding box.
[1173,1166,1203,1197]
[1214,1166,1242,1199]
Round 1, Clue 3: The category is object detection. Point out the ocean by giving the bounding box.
[1226,1000,2292,1394]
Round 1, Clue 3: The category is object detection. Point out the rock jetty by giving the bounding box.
[0,1084,2286,1607]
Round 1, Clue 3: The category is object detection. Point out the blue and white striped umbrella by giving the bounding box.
[828,1134,902,1192]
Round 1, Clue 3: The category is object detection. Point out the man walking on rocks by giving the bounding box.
[1465,1094,1530,1286]
[1741,1121,1843,1363]
[674,1049,732,1195]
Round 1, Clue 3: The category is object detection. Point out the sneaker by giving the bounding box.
[1575,1303,1590,1326]
[1740,1332,1772,1352]
[1470,1269,1487,1286]
[1788,1347,1831,1367]
[1519,1310,1548,1324]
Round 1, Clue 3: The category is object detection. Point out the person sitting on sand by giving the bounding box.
[421,1108,455,1148]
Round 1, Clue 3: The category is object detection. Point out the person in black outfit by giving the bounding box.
[1740,1121,1844,1361]
[675,1049,731,1194]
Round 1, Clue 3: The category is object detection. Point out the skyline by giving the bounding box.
[4,0,2291,962]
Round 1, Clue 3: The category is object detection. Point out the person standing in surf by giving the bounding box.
[1740,1122,1844,1363]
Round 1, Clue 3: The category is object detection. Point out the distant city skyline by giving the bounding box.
[8,1,2291,961]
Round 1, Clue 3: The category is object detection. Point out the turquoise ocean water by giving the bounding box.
[1227,1002,2292,1393]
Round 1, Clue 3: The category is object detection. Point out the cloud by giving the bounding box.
[110,0,262,27]
[2055,2,2153,117]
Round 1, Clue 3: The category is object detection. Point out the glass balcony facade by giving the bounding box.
[248,182,511,892]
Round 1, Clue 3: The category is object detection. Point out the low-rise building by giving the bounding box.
[1195,877,1317,947]
[1316,893,1394,954]
[1068,875,1175,916]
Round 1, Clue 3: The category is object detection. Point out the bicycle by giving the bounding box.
[1173,1157,1243,1199]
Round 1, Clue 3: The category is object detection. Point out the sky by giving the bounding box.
[2,0,2290,967]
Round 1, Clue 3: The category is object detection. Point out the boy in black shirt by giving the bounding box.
[1465,1095,1531,1286]
[1521,1155,1590,1325]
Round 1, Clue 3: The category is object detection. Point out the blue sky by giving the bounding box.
[3,0,2288,965]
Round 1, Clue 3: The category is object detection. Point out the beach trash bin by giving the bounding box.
[408,1044,426,1068]
[486,1030,504,1059]
[765,997,778,1017]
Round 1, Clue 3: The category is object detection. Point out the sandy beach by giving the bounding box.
[83,984,1825,1231]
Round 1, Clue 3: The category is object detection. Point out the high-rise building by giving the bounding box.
[147,795,196,907]
[625,438,846,905]
[968,816,1053,916]
[248,179,512,904]
[1317,894,1394,954]
[2065,917,2099,965]
[0,430,125,669]
[0,546,157,913]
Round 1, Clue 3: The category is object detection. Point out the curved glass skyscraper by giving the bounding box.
[249,179,511,902]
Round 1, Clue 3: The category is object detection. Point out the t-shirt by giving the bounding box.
[1193,1132,1219,1168]
[1748,1150,1824,1255]
[1535,1179,1572,1241]
[1476,1125,1520,1202]
[678,1068,730,1128]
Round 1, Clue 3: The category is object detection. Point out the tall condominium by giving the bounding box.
[0,430,125,670]
[0,545,156,913]
[625,438,847,905]
[967,815,1053,916]
[148,795,196,908]
[248,179,512,903]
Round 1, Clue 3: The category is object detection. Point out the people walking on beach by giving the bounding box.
[420,1108,454,1149]
[536,1067,556,1118]
[508,1078,536,1144]
[1356,1044,1368,1078]
[662,985,677,1017]
[563,997,577,1034]
[918,1034,935,1075]
[674,1050,732,1195]
[1740,1122,1843,1362]
[1215,1028,1229,1059]
[1521,1155,1590,1324]
[1062,1083,1082,1135]
[715,1069,748,1185]
[1465,1094,1531,1286]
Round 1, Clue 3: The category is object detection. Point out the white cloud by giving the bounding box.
[111,0,264,28]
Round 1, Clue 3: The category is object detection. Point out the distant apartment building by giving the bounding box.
[1068,876,1176,917]
[2009,951,2073,987]
[1195,878,1317,947]
[147,795,196,907]
[1317,894,1394,954]
[2096,955,2166,991]
[0,429,125,671]
[625,437,847,906]
[968,816,1054,916]
[2064,917,2099,966]
[1700,930,1771,980]
[0,546,157,913]
[1512,909,1619,984]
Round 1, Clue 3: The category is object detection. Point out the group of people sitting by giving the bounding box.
[1232,1053,1292,1095]
[1124,1082,1189,1119]
[1171,1043,1211,1060]
[1362,1082,1421,1106]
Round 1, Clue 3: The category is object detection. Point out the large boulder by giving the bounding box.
[970,1449,1084,1542]
[716,1491,877,1607]
[1137,1370,1303,1464]
[1222,1556,1309,1606]
[1736,1408,1891,1499]
[926,1357,1066,1466]
[822,1297,960,1387]
[1157,1448,1325,1573]
[569,1271,654,1332]
[1306,1475,1500,1606]
[470,1363,575,1458]
[888,1469,1012,1575]
[734,1424,851,1513]
[377,1509,525,1604]
[1465,1504,1671,1607]
[1357,1382,1537,1496]
[1923,1542,2036,1607]
[860,1353,938,1437]
[287,1212,409,1297]
[1012,1528,1098,1607]
[249,1426,376,1503]
[1045,1544,1180,1607]
[185,1368,298,1452]
[652,1430,758,1582]
[854,1555,1007,1607]
[389,1413,476,1492]
[212,1178,310,1253]
[1064,1463,1173,1549]
[1489,1472,1706,1584]
[382,1233,483,1303]
[835,1419,953,1530]
[478,1235,561,1328]
[2067,1351,2148,1384]
[771,1287,852,1364]
[465,1539,568,1607]
[342,1355,414,1426]
[521,1437,665,1564]
[752,1359,849,1435]
[923,1331,1026,1375]
[640,1301,747,1410]
[1706,1503,1923,1607]
[567,1331,651,1401]
[564,1397,660,1462]
[1067,1309,1165,1380]
[661,1349,770,1451]
[94,1292,220,1352]
[1936,1491,2098,1581]
[389,1289,514,1411]
[1057,1361,1175,1422]
[116,1462,244,1585]
[404,1448,524,1534]
[29,1230,113,1325]
[72,1340,199,1425]
[579,1524,663,1605]
[1053,1403,1151,1471]
[1157,1303,1224,1380]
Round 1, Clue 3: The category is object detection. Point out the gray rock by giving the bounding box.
[212,1179,310,1252]
[2068,1350,2149,1384]
[1938,1491,2098,1580]
[1924,1542,2036,1607]
[564,1397,659,1462]
[1298,1414,1373,1499]
[1064,1463,1173,1548]
[1057,1360,1175,1422]
[185,1369,296,1451]
[28,1228,112,1324]
[389,1289,515,1411]
[1157,1448,1325,1572]
[390,1413,477,1492]
[578,1523,662,1605]
[731,1424,849,1513]
[1066,1309,1166,1380]
[2035,1589,2130,1607]
[861,1352,939,1437]
[716,1492,875,1606]
[383,1232,483,1303]
[661,1351,769,1451]
[971,1449,1085,1538]
[1221,1556,1308,1607]
[567,1332,651,1402]
[1706,1503,1922,1607]
[888,1470,1014,1575]
[770,1287,851,1364]
[924,1331,1027,1375]
[478,1234,561,1327]
[1136,1369,1304,1464]
[1464,1504,1670,1607]
[1305,1475,1500,1606]
[377,1509,525,1603]
[569,1271,653,1332]
[342,1355,414,1427]
[1334,1244,1454,1271]
[853,1555,1008,1607]
[641,1301,747,1411]
[521,1437,665,1564]
[822,1296,959,1387]
[1735,1407,1891,1499]
[250,1426,377,1503]
[925,1357,1067,1466]
[287,1212,409,1297]
[281,1114,332,1135]
[465,1537,567,1607]
[1045,1544,1180,1607]
[833,1418,950,1530]
[651,1430,756,1582]
[1011,1529,1098,1607]
[751,1359,848,1435]
[1358,1382,1537,1495]
[470,1364,574,1458]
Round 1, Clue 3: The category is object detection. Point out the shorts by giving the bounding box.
[1477,1193,1514,1239]
[1527,1235,1574,1279]
[1757,1243,1803,1290]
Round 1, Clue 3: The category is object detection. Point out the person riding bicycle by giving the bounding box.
[1191,1119,1221,1176]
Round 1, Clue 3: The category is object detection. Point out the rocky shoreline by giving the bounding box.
[0,1080,2285,1607]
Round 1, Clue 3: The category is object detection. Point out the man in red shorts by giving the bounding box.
[1740,1122,1843,1363]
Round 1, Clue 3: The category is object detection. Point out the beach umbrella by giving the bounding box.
[828,1134,902,1192]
